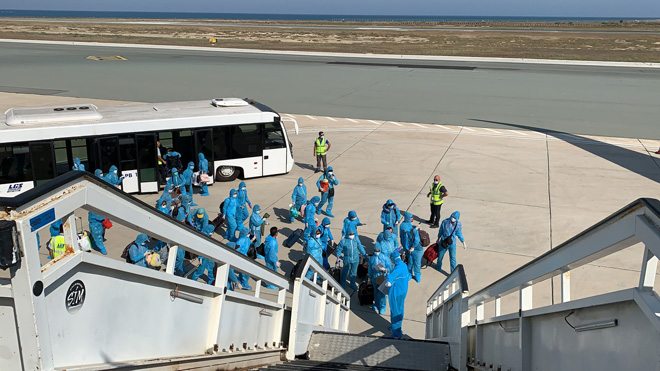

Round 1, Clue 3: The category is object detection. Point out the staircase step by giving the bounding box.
[306,332,451,371]
[259,360,418,370]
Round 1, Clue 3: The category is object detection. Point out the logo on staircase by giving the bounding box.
[65,280,86,314]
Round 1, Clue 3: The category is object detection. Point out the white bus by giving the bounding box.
[0,98,297,196]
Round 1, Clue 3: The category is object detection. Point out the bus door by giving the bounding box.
[118,135,139,193]
[174,130,194,169]
[95,136,120,185]
[262,122,288,176]
[29,142,55,187]
[136,134,158,193]
[194,129,214,184]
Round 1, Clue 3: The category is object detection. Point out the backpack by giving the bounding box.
[171,205,179,219]
[289,259,303,280]
[418,229,431,247]
[121,241,136,263]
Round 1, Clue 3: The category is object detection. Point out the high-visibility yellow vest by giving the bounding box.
[430,182,445,206]
[49,235,66,258]
[315,138,328,156]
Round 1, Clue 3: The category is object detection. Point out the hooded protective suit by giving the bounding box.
[187,208,209,232]
[198,153,209,196]
[166,167,187,196]
[191,225,217,284]
[263,233,279,289]
[375,229,396,260]
[380,199,401,237]
[291,177,307,222]
[223,189,239,241]
[129,233,150,268]
[249,204,266,247]
[304,231,324,281]
[236,181,252,224]
[235,227,252,289]
[72,157,85,171]
[386,250,411,338]
[88,211,107,255]
[316,166,338,217]
[104,165,124,187]
[318,217,334,269]
[342,210,361,238]
[176,194,192,222]
[336,228,366,290]
[94,169,103,179]
[437,211,465,273]
[399,212,414,250]
[303,196,320,242]
[182,161,196,205]
[407,226,423,283]
[369,249,392,314]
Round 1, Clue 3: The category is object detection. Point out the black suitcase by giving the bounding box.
[358,282,375,306]
[357,261,369,279]
[328,266,341,283]
[290,259,303,280]
[283,228,303,248]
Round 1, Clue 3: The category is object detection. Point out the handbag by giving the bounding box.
[328,187,335,198]
[101,219,113,229]
[440,222,458,249]
[200,173,211,183]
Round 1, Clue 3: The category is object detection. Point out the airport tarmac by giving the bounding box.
[1,40,659,139]
[7,93,658,339]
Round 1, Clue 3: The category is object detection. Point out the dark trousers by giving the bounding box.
[430,203,443,225]
[157,165,167,185]
[316,155,327,172]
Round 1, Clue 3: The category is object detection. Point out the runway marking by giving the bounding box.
[283,114,296,119]
[367,120,381,124]
[437,125,451,130]
[388,122,405,127]
[326,117,338,122]
[411,123,427,128]
[85,55,127,61]
[484,128,501,134]
[462,127,476,132]
[509,130,529,136]
[304,115,317,120]
[346,118,359,123]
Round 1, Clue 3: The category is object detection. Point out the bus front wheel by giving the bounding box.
[216,166,239,181]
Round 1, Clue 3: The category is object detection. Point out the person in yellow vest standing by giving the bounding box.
[314,131,331,173]
[427,175,449,228]
[46,224,67,259]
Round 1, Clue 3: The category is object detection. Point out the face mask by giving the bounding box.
[388,205,394,209]
[233,195,237,198]
[320,135,324,139]
[161,204,167,208]
[298,183,303,187]
[451,217,456,223]
[350,217,356,221]
[315,234,321,239]
[174,172,178,176]
[114,170,118,174]
[374,251,380,256]
[348,235,355,240]
[256,210,261,214]
[328,172,333,176]
[433,180,439,184]
[241,187,246,191]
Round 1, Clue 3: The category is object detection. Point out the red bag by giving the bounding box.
[101,219,113,229]
[319,179,329,193]
[423,243,439,264]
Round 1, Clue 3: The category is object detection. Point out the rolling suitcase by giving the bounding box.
[422,243,439,267]
[357,259,369,279]
[283,228,303,248]
[358,281,375,306]
[328,265,341,283]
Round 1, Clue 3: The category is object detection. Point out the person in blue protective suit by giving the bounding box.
[377,226,399,251]
[249,204,267,247]
[94,169,103,179]
[318,217,334,269]
[157,182,175,211]
[291,177,307,222]
[399,212,414,251]
[191,225,217,284]
[369,244,392,314]
[235,227,253,289]
[336,228,367,290]
[88,211,108,255]
[198,153,210,196]
[262,227,280,289]
[181,161,198,206]
[174,246,186,277]
[385,250,411,338]
[223,189,239,241]
[375,229,396,260]
[72,157,85,171]
[157,199,170,215]
[342,210,362,238]
[104,165,125,187]
[236,181,252,225]
[176,194,192,222]
[129,233,152,268]
[436,211,466,273]
[166,167,187,196]
[381,199,401,238]
[302,196,320,243]
[316,166,338,217]
[304,229,325,281]
[187,208,209,232]
[406,225,424,283]
[224,241,243,291]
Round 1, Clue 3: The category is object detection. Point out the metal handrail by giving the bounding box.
[427,264,468,308]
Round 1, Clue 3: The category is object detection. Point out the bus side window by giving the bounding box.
[263,122,286,149]
[0,144,33,184]
[70,139,90,171]
[213,126,230,160]
[231,124,262,158]
[54,140,69,175]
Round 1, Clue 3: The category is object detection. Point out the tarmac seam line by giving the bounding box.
[545,133,555,305]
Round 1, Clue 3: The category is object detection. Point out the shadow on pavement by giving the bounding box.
[295,162,316,171]
[470,119,660,185]
[272,207,292,222]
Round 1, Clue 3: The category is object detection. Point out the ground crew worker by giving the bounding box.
[427,175,449,228]
[46,225,66,259]
[156,141,167,186]
[313,131,331,173]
